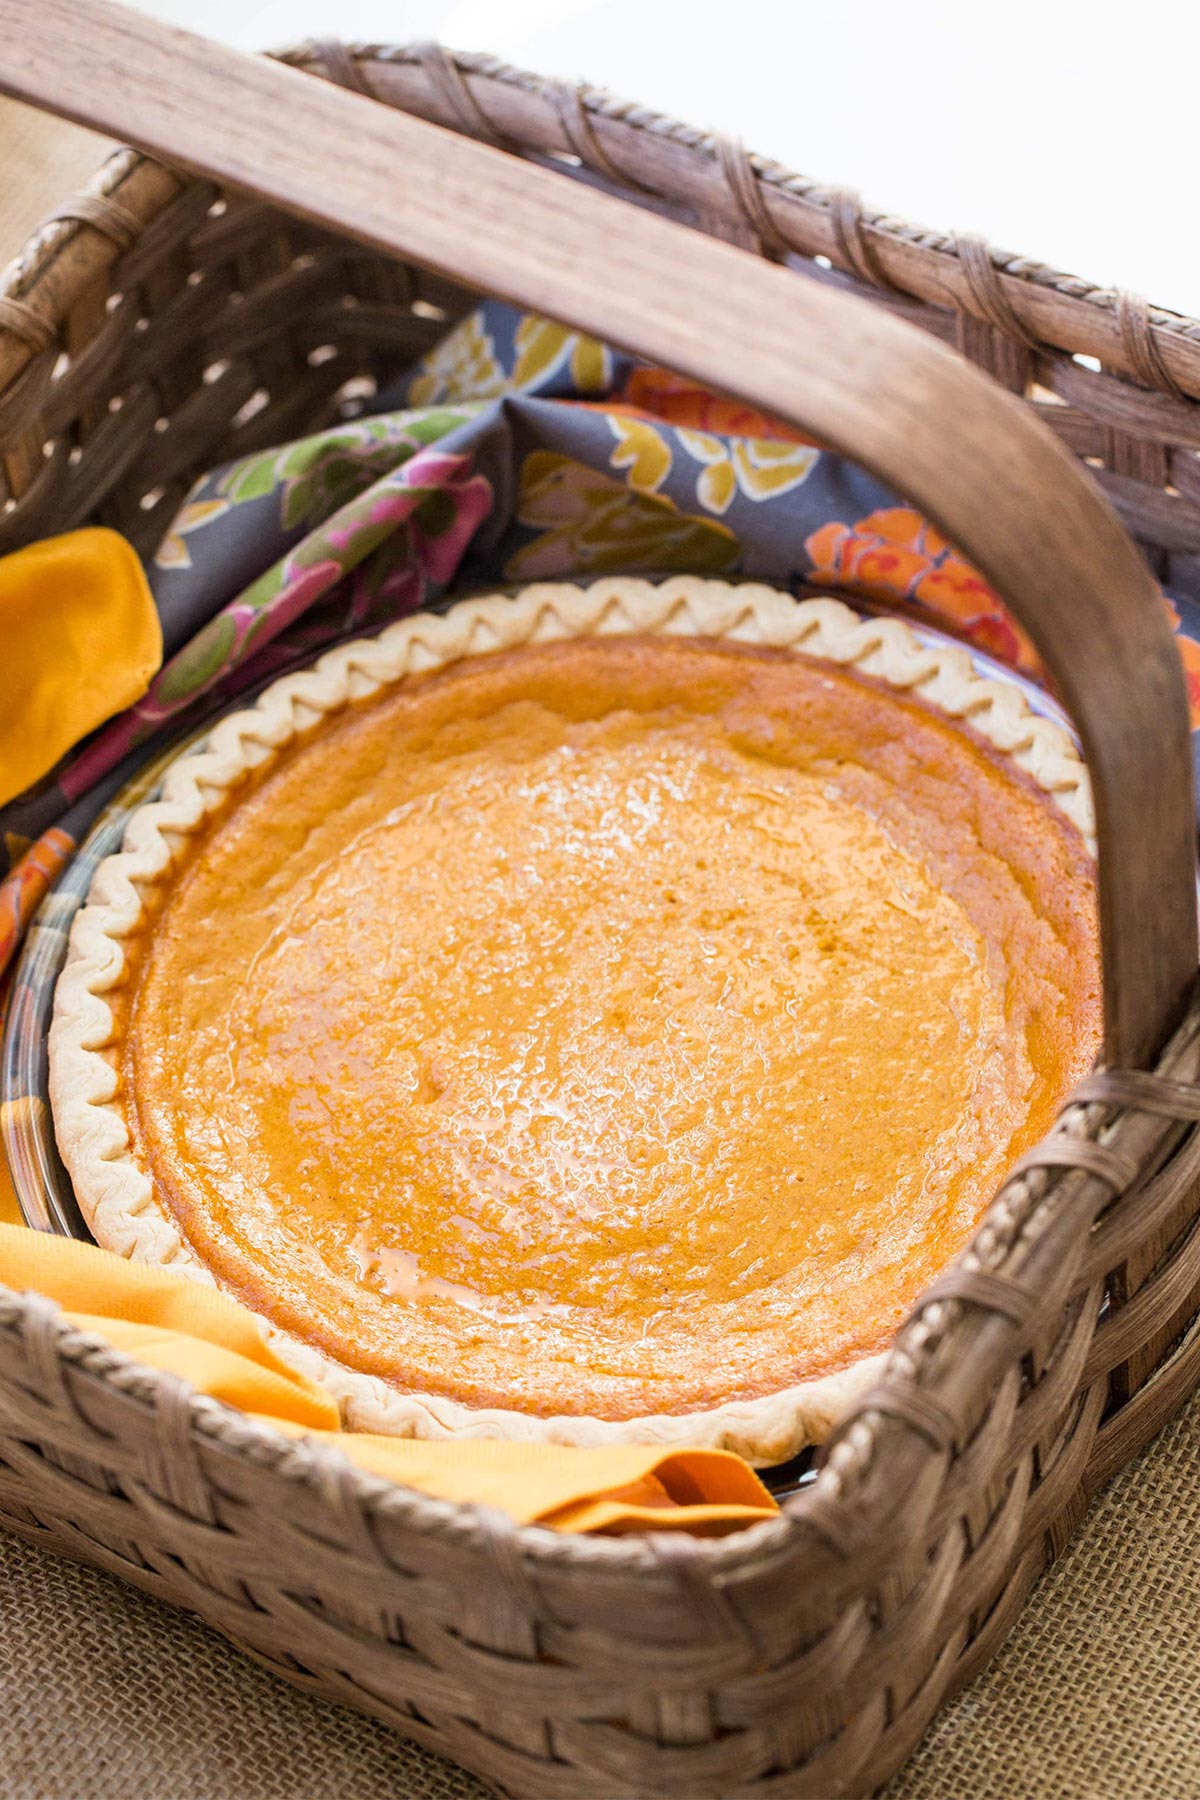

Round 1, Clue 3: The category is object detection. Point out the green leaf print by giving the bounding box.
[154,614,238,705]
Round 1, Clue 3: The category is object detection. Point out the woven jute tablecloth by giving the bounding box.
[3,95,1200,1800]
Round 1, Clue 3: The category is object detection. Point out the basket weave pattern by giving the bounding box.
[5,45,1200,593]
[3,45,1200,1798]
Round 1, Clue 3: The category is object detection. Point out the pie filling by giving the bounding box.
[116,636,1100,1419]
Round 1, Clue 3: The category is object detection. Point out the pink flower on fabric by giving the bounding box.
[60,454,494,802]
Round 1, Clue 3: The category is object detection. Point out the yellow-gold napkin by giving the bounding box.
[0,528,161,809]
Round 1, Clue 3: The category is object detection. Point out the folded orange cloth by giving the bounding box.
[0,527,161,808]
[0,1221,776,1534]
[0,1157,19,1229]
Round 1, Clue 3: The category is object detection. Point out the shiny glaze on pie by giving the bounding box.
[114,636,1100,1419]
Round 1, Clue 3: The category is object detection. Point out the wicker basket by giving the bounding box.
[3,41,1200,1800]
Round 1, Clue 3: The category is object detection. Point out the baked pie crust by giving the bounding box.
[49,579,1100,1462]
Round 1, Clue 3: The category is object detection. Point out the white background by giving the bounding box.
[129,0,1200,317]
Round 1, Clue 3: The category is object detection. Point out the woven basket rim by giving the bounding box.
[0,141,145,312]
[3,41,1199,398]
[314,43,1200,340]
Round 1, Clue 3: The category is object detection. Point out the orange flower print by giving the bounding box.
[805,507,1039,675]
[1164,599,1200,729]
[620,367,817,444]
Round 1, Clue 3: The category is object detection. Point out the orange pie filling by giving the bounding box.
[114,637,1100,1420]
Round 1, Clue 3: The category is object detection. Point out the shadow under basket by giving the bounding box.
[3,40,1200,1800]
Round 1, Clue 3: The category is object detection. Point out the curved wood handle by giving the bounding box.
[2,2,1196,1065]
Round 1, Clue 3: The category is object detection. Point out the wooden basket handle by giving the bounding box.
[3,1,1196,1066]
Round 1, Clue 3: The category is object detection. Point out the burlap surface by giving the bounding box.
[2,94,1199,1800]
